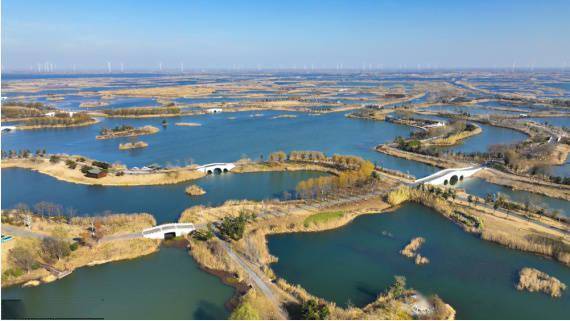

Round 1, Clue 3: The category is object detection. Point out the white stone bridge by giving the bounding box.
[142,223,196,239]
[412,165,482,186]
[196,162,235,174]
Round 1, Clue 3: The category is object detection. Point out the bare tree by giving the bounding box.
[9,247,36,273]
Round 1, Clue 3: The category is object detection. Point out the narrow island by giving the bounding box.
[96,125,159,139]
[119,141,148,150]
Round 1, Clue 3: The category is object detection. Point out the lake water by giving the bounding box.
[1,247,234,320]
[527,117,569,129]
[1,168,326,223]
[455,177,569,217]
[268,203,570,319]
[444,123,527,154]
[1,111,438,178]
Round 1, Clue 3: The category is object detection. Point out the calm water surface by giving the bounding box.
[455,177,569,217]
[1,111,438,178]
[268,203,570,319]
[1,247,233,320]
[445,123,527,154]
[1,168,326,223]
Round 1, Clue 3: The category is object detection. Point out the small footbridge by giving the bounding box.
[412,165,482,186]
[196,162,235,174]
[142,223,196,239]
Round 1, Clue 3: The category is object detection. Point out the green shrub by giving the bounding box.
[230,301,260,320]
[300,299,329,320]
[49,155,61,163]
[303,211,344,226]
[3,268,24,279]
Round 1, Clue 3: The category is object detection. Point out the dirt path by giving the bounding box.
[218,240,289,319]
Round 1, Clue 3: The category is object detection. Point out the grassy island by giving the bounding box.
[1,210,159,288]
[0,154,205,186]
[79,101,109,108]
[516,267,567,298]
[118,141,148,150]
[1,101,57,121]
[387,185,570,265]
[100,85,215,98]
[185,184,206,196]
[96,125,159,139]
[100,106,182,118]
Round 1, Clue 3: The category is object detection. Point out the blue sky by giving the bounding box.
[2,0,570,71]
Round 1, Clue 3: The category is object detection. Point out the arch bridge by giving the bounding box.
[142,223,196,239]
[412,165,482,186]
[196,162,235,175]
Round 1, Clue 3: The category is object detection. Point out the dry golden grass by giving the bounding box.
[187,238,237,273]
[71,213,156,235]
[101,85,215,98]
[275,277,454,320]
[96,125,159,140]
[185,184,206,196]
[476,168,570,201]
[230,289,282,320]
[1,157,206,186]
[2,213,159,288]
[118,141,148,150]
[426,125,482,146]
[232,161,338,175]
[481,230,570,266]
[516,267,567,298]
[377,145,468,169]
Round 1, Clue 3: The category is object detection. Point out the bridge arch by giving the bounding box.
[413,166,482,186]
[449,175,459,186]
[197,163,236,175]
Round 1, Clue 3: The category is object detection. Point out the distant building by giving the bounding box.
[384,93,406,99]
[424,121,445,128]
[44,112,56,117]
[85,168,107,178]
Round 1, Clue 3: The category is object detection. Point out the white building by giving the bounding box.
[424,121,445,129]
[207,108,223,114]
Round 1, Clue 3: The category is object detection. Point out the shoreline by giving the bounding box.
[375,145,570,201]
[180,180,569,319]
[0,157,338,187]
[0,157,206,186]
[13,118,100,131]
[1,213,160,289]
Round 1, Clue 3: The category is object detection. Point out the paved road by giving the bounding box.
[2,225,52,240]
[2,225,145,242]
[218,240,288,319]
[455,194,570,235]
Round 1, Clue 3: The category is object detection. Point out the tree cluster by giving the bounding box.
[102,106,181,116]
[218,211,256,241]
